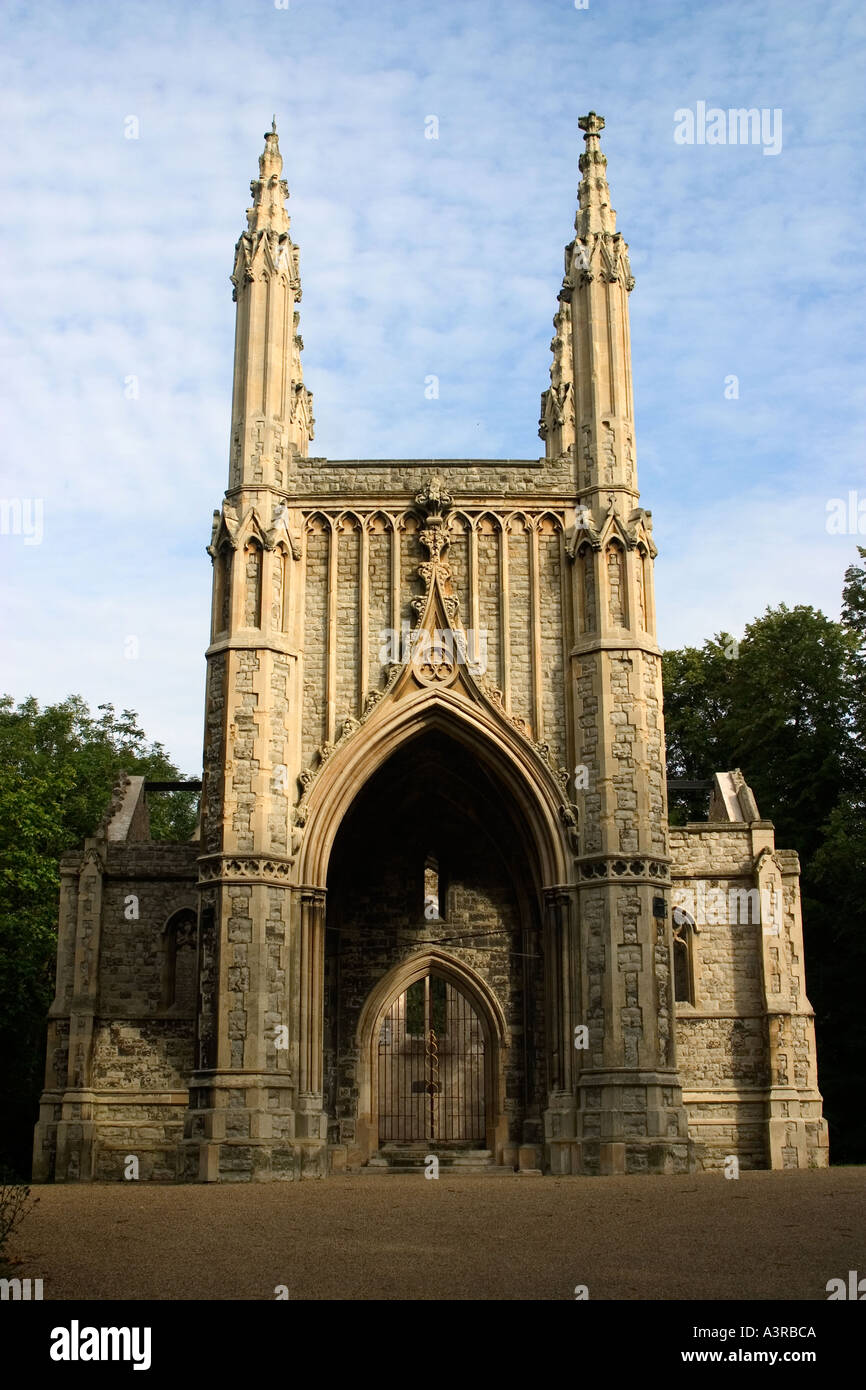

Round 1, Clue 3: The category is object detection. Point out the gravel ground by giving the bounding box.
[12,1167,865,1301]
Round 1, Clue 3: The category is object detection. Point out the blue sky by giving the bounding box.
[1,0,864,771]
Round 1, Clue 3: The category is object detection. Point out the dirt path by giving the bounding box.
[12,1167,865,1301]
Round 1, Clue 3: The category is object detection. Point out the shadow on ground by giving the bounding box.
[14,1167,864,1301]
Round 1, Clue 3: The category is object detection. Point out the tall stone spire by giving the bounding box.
[539,112,636,506]
[542,116,697,1177]
[186,127,322,1182]
[228,122,314,487]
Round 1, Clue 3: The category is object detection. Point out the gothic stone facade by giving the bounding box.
[33,116,828,1182]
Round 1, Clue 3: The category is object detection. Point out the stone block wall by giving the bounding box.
[670,821,828,1169]
[672,821,769,1166]
[34,808,200,1183]
[97,846,198,1014]
[290,458,575,498]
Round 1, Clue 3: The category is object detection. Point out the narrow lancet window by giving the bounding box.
[216,545,233,634]
[424,854,442,921]
[244,541,263,627]
[673,912,695,1005]
[161,908,198,1011]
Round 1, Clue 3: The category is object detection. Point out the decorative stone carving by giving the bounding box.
[295,660,405,805]
[754,846,784,875]
[207,502,240,557]
[566,503,602,556]
[413,635,459,686]
[578,857,669,881]
[558,803,580,853]
[197,854,296,884]
[627,507,658,558]
[415,475,453,516]
[266,501,302,559]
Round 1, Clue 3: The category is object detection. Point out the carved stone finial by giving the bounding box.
[576,111,619,246]
[578,111,605,141]
[415,475,454,565]
[245,124,290,236]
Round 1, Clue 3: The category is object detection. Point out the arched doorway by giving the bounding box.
[378,971,486,1144]
[322,729,547,1167]
[356,948,506,1162]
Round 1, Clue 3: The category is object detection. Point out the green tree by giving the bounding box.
[841,546,866,768]
[809,799,866,1162]
[728,605,855,865]
[662,634,739,822]
[0,695,198,1176]
[810,546,866,1162]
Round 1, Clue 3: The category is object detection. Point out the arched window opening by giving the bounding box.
[606,540,627,628]
[162,908,198,1012]
[423,853,444,921]
[673,910,695,1005]
[244,541,263,628]
[579,544,597,634]
[636,546,648,630]
[215,545,233,634]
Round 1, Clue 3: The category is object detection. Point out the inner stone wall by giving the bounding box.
[91,845,198,1181]
[97,847,198,1014]
[35,840,199,1183]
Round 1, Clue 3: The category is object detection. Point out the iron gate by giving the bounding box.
[377,974,486,1143]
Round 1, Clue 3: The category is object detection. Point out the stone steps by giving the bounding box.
[356,1145,516,1175]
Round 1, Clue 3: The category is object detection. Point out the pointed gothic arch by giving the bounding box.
[537,510,564,536]
[672,909,697,1006]
[213,540,234,637]
[243,537,263,628]
[354,948,508,1160]
[296,686,574,891]
[335,509,364,534]
[160,906,198,1012]
[365,509,393,535]
[475,511,502,535]
[304,510,332,538]
[504,509,532,533]
[234,505,270,551]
